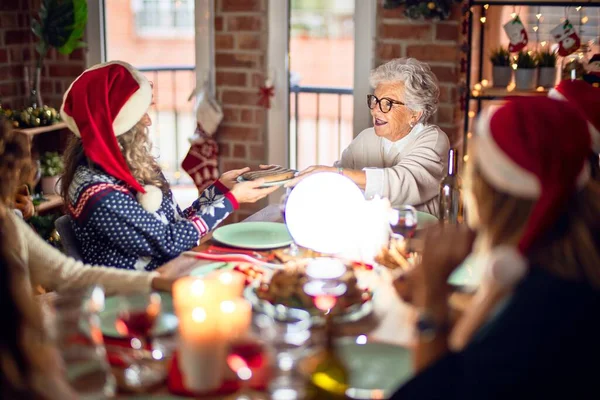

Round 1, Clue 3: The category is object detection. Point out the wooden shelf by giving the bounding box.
[36,194,64,214]
[14,122,68,136]
[471,87,549,100]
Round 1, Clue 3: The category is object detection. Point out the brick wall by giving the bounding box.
[0,0,85,110]
[375,0,462,144]
[215,0,269,222]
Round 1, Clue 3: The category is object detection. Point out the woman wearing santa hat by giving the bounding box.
[392,97,600,399]
[548,79,600,179]
[59,61,278,271]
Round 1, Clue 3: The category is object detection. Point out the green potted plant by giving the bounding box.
[29,0,88,108]
[489,47,511,88]
[515,51,538,90]
[536,49,558,88]
[40,152,64,195]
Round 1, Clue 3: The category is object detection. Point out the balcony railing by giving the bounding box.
[137,65,196,184]
[290,85,354,170]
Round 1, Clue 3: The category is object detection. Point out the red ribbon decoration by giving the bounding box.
[257,85,274,109]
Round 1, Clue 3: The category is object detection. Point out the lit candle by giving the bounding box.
[206,270,246,300]
[218,298,252,338]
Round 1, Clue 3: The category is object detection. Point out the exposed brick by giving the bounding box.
[226,16,262,32]
[254,109,266,125]
[222,160,251,172]
[241,109,253,123]
[233,144,246,158]
[377,1,404,19]
[0,14,18,28]
[48,64,84,78]
[40,80,52,93]
[435,23,459,42]
[215,16,224,31]
[0,48,8,63]
[4,29,30,44]
[443,126,459,145]
[380,23,431,41]
[0,81,19,97]
[216,71,247,87]
[406,44,458,63]
[377,43,402,60]
[251,72,264,87]
[54,80,62,94]
[436,105,455,124]
[215,33,234,50]
[222,106,240,123]
[0,1,20,11]
[22,47,32,61]
[249,144,265,161]
[219,142,231,157]
[0,65,21,80]
[430,66,457,84]
[219,125,261,141]
[216,53,258,69]
[222,89,259,106]
[237,33,261,50]
[69,48,86,61]
[220,0,262,12]
[438,85,457,103]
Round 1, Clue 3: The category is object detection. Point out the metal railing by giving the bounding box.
[289,85,353,169]
[137,65,195,184]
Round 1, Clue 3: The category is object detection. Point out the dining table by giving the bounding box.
[115,204,466,399]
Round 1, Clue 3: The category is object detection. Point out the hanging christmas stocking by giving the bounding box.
[551,20,581,57]
[503,16,528,53]
[182,126,220,193]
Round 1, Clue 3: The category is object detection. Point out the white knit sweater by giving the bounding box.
[5,211,157,296]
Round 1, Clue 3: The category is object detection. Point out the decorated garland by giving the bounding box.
[0,104,61,128]
[384,0,462,20]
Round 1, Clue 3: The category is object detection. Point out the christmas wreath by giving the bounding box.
[384,0,461,21]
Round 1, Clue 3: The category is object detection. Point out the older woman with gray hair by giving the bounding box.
[288,58,449,214]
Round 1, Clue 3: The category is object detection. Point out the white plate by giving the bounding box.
[236,175,295,187]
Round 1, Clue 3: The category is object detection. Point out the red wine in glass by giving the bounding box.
[116,310,157,338]
[392,216,417,238]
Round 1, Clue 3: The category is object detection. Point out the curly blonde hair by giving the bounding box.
[61,121,168,201]
[0,119,33,207]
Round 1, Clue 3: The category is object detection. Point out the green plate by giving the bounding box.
[189,261,235,277]
[303,338,413,399]
[212,221,293,250]
[448,254,483,289]
[99,293,178,338]
[416,211,438,230]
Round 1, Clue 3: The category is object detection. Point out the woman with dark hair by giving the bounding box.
[392,97,600,399]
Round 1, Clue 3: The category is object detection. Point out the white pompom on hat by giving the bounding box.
[60,61,161,212]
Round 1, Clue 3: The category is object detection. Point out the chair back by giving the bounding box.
[55,215,83,261]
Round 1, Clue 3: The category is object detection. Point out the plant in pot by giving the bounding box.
[40,152,64,195]
[536,49,558,89]
[515,51,538,91]
[490,47,512,88]
[29,0,88,108]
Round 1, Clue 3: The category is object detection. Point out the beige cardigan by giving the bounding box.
[337,124,449,215]
[4,211,157,296]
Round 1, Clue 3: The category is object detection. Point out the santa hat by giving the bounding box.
[60,61,162,212]
[474,97,591,287]
[548,80,600,153]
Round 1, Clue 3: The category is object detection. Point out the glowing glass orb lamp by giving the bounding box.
[285,172,365,255]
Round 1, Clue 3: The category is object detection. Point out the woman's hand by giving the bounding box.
[151,276,176,292]
[219,167,251,190]
[230,179,279,203]
[412,224,476,308]
[284,165,335,188]
[14,193,35,220]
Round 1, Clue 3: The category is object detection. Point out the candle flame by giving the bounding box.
[220,300,236,314]
[192,307,207,323]
[227,354,253,381]
[314,295,337,311]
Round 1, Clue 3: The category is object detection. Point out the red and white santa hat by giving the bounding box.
[548,80,600,153]
[60,61,162,212]
[474,97,591,287]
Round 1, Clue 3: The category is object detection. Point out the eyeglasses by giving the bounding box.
[367,94,405,113]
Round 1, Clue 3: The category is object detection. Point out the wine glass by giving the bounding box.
[254,309,312,399]
[115,293,164,387]
[390,205,418,242]
[280,188,300,257]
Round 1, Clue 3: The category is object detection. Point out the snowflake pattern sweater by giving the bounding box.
[67,166,238,270]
